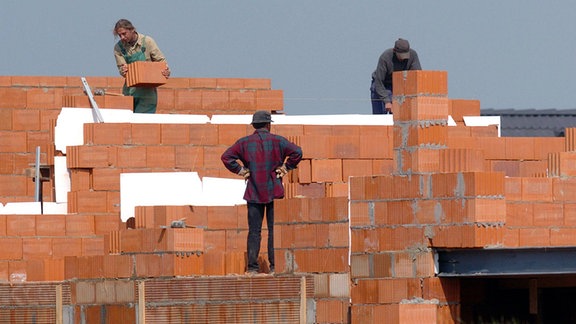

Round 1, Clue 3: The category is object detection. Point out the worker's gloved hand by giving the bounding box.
[385,102,393,114]
[238,167,250,179]
[275,164,288,178]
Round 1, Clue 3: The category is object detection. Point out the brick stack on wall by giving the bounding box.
[0,71,573,323]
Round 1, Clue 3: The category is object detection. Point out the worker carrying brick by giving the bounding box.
[221,111,302,275]
[113,19,170,113]
[370,38,421,114]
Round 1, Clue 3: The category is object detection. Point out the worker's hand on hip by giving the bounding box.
[238,167,250,179]
[275,164,288,178]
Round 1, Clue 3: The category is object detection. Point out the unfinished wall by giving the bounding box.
[0,71,572,323]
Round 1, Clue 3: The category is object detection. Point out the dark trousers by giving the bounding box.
[246,201,274,272]
[370,78,391,115]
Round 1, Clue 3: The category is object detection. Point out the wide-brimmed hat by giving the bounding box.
[394,38,411,60]
[251,110,273,124]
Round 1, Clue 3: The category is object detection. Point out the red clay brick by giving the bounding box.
[161,124,191,145]
[116,146,147,168]
[303,125,333,136]
[0,238,23,259]
[477,137,506,160]
[218,124,251,146]
[522,177,553,202]
[315,299,349,324]
[68,191,108,214]
[229,90,256,110]
[519,228,550,247]
[502,228,520,247]
[146,146,176,168]
[550,228,576,247]
[206,205,240,230]
[393,96,449,122]
[0,175,27,197]
[91,168,121,191]
[350,228,379,253]
[53,238,83,257]
[22,237,53,259]
[163,77,190,88]
[311,159,342,183]
[0,89,27,108]
[342,159,373,180]
[298,135,330,159]
[126,61,168,87]
[0,109,13,131]
[243,78,271,89]
[272,124,304,137]
[189,78,218,88]
[293,159,311,184]
[292,247,348,273]
[327,223,349,248]
[372,159,395,175]
[532,202,563,226]
[564,202,576,226]
[393,69,447,96]
[175,89,202,110]
[26,88,64,109]
[66,145,116,168]
[82,237,105,256]
[121,229,146,253]
[130,124,161,145]
[102,94,133,110]
[6,215,36,236]
[69,168,91,191]
[255,90,283,111]
[201,90,229,111]
[360,135,393,159]
[189,124,219,145]
[505,137,535,160]
[226,229,248,252]
[84,123,131,145]
[449,99,480,122]
[174,145,203,170]
[65,215,96,236]
[94,215,122,235]
[325,182,348,198]
[519,160,547,177]
[330,136,360,159]
[0,216,6,236]
[557,152,576,177]
[399,303,437,324]
[12,109,41,131]
[0,131,27,153]
[26,131,51,153]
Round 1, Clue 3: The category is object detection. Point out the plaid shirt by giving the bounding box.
[221,128,302,204]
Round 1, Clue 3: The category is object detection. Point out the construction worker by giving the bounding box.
[221,111,302,275]
[370,38,421,114]
[113,19,170,113]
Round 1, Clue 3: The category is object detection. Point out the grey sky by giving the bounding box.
[2,1,575,115]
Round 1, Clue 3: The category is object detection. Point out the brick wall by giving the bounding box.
[0,71,571,323]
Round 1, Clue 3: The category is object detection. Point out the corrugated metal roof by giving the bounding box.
[481,108,576,137]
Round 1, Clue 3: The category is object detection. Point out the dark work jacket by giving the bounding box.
[371,48,421,103]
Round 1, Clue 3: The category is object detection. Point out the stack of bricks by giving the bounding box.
[280,124,395,199]
[0,71,574,322]
[0,213,117,282]
[349,70,551,324]
[275,196,351,323]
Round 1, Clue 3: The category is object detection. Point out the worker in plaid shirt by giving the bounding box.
[221,111,302,275]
